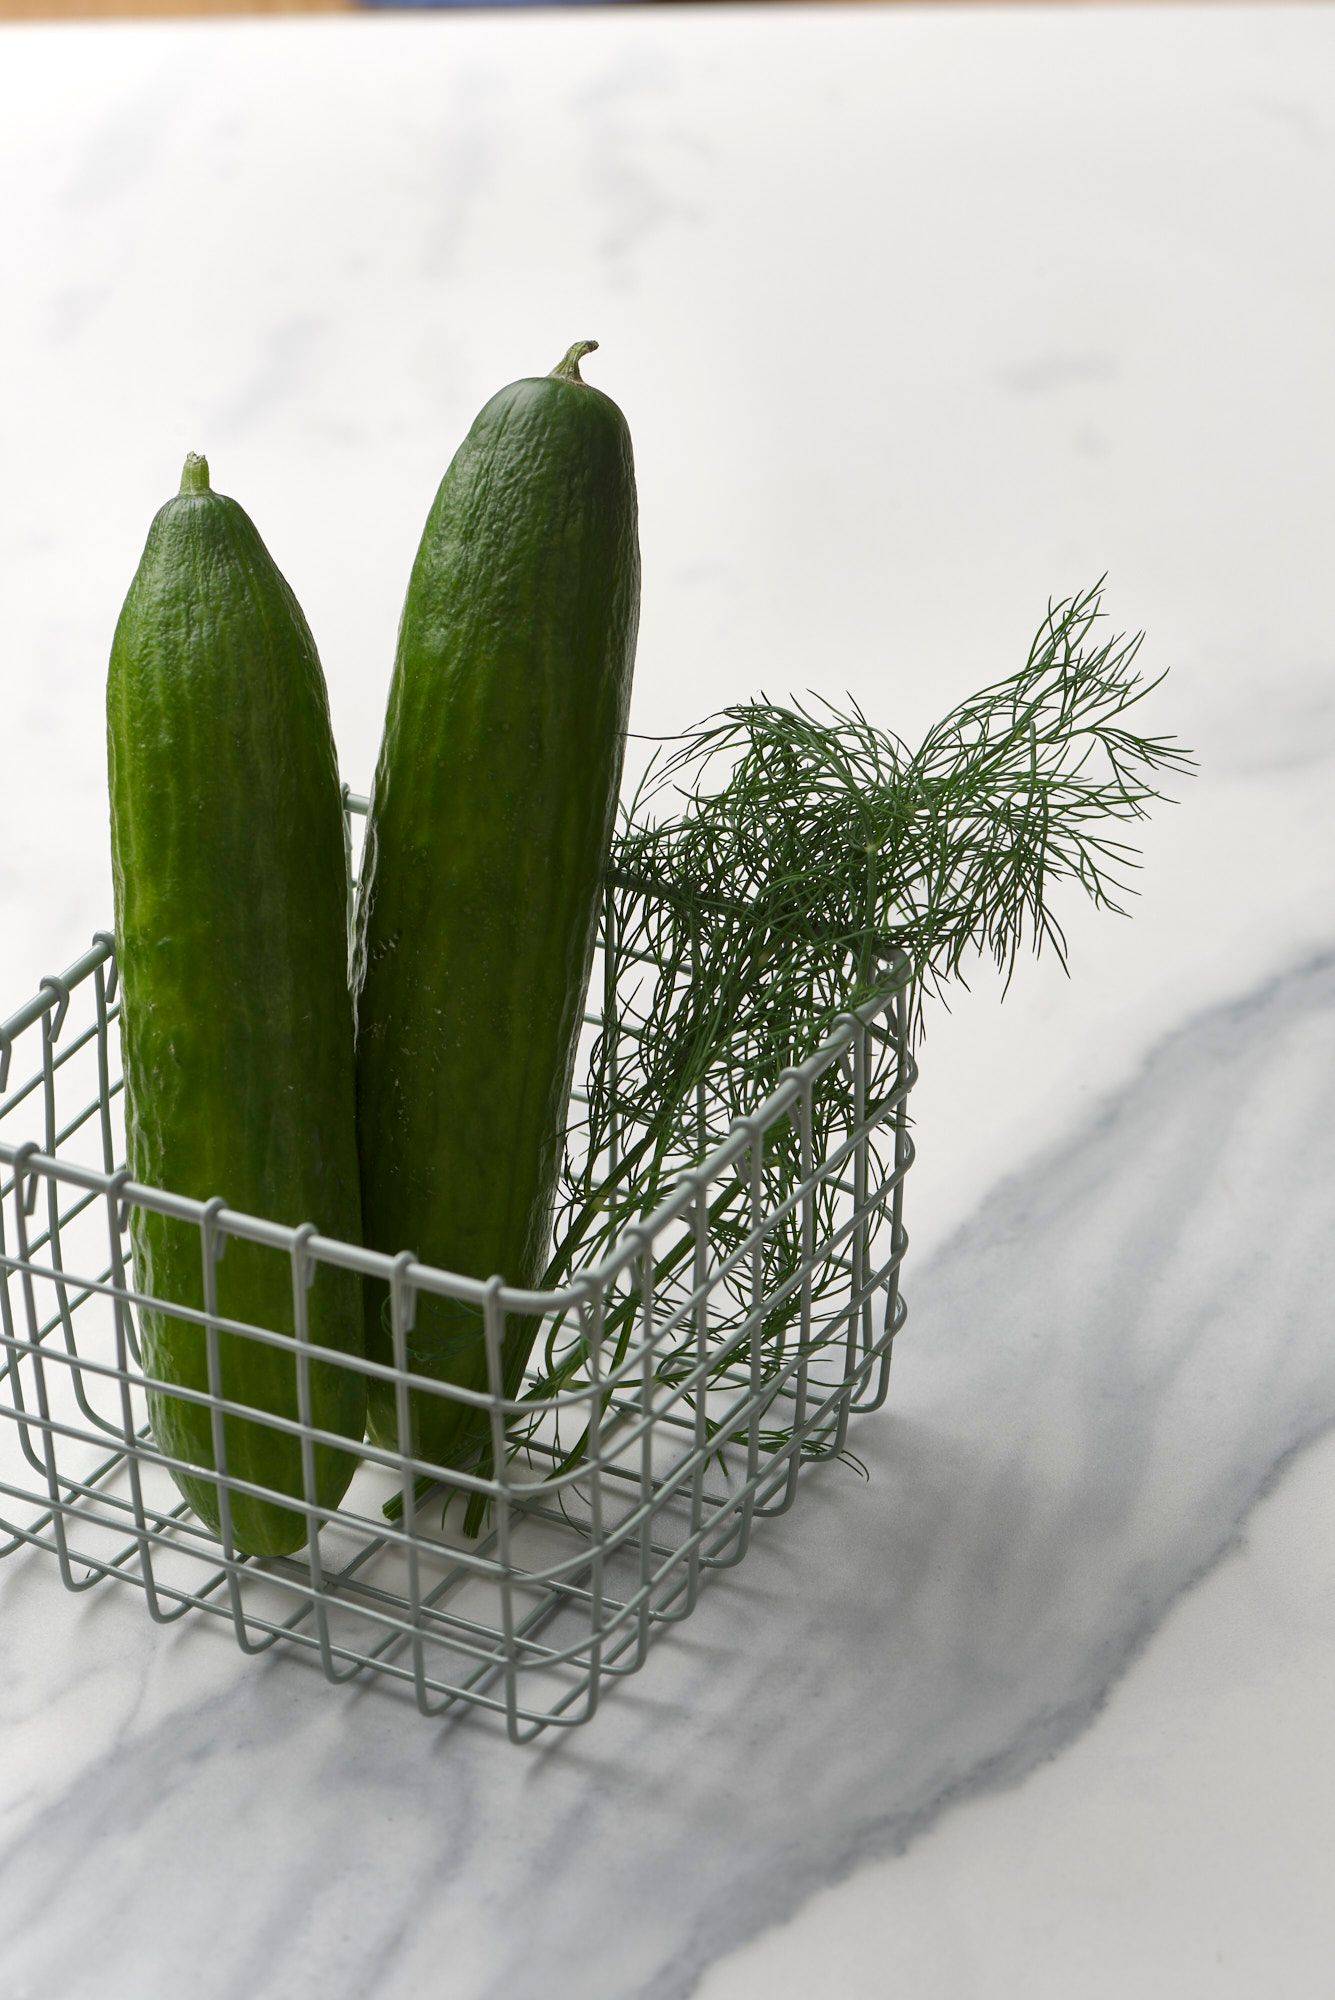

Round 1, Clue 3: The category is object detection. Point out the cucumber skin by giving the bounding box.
[354,369,640,1466]
[108,475,365,1558]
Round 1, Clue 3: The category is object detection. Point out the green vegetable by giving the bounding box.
[354,341,640,1469]
[501,585,1197,1488]
[108,453,365,1557]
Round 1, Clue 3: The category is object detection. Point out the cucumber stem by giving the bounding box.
[550,340,598,384]
[179,452,211,495]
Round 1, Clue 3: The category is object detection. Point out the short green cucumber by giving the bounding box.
[108,453,365,1557]
[354,341,640,1467]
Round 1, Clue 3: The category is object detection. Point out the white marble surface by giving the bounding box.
[2,6,1334,1996]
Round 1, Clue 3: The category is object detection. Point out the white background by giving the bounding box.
[2,9,1333,1996]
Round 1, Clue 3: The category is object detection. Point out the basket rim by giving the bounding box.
[0,839,913,1319]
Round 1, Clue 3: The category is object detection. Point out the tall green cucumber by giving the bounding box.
[108,454,365,1557]
[354,342,640,1466]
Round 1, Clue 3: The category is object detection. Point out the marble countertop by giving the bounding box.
[2,6,1333,1996]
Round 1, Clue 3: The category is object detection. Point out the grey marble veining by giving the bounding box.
[1,952,1331,2000]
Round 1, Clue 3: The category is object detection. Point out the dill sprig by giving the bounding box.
[402,584,1193,1530]
[546,582,1191,1283]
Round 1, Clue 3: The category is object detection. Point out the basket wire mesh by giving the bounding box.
[0,794,916,1740]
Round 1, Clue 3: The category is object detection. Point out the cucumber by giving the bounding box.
[108,453,365,1558]
[354,341,640,1467]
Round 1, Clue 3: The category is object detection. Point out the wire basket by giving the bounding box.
[0,794,916,1740]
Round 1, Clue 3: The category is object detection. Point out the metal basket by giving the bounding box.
[0,793,916,1741]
